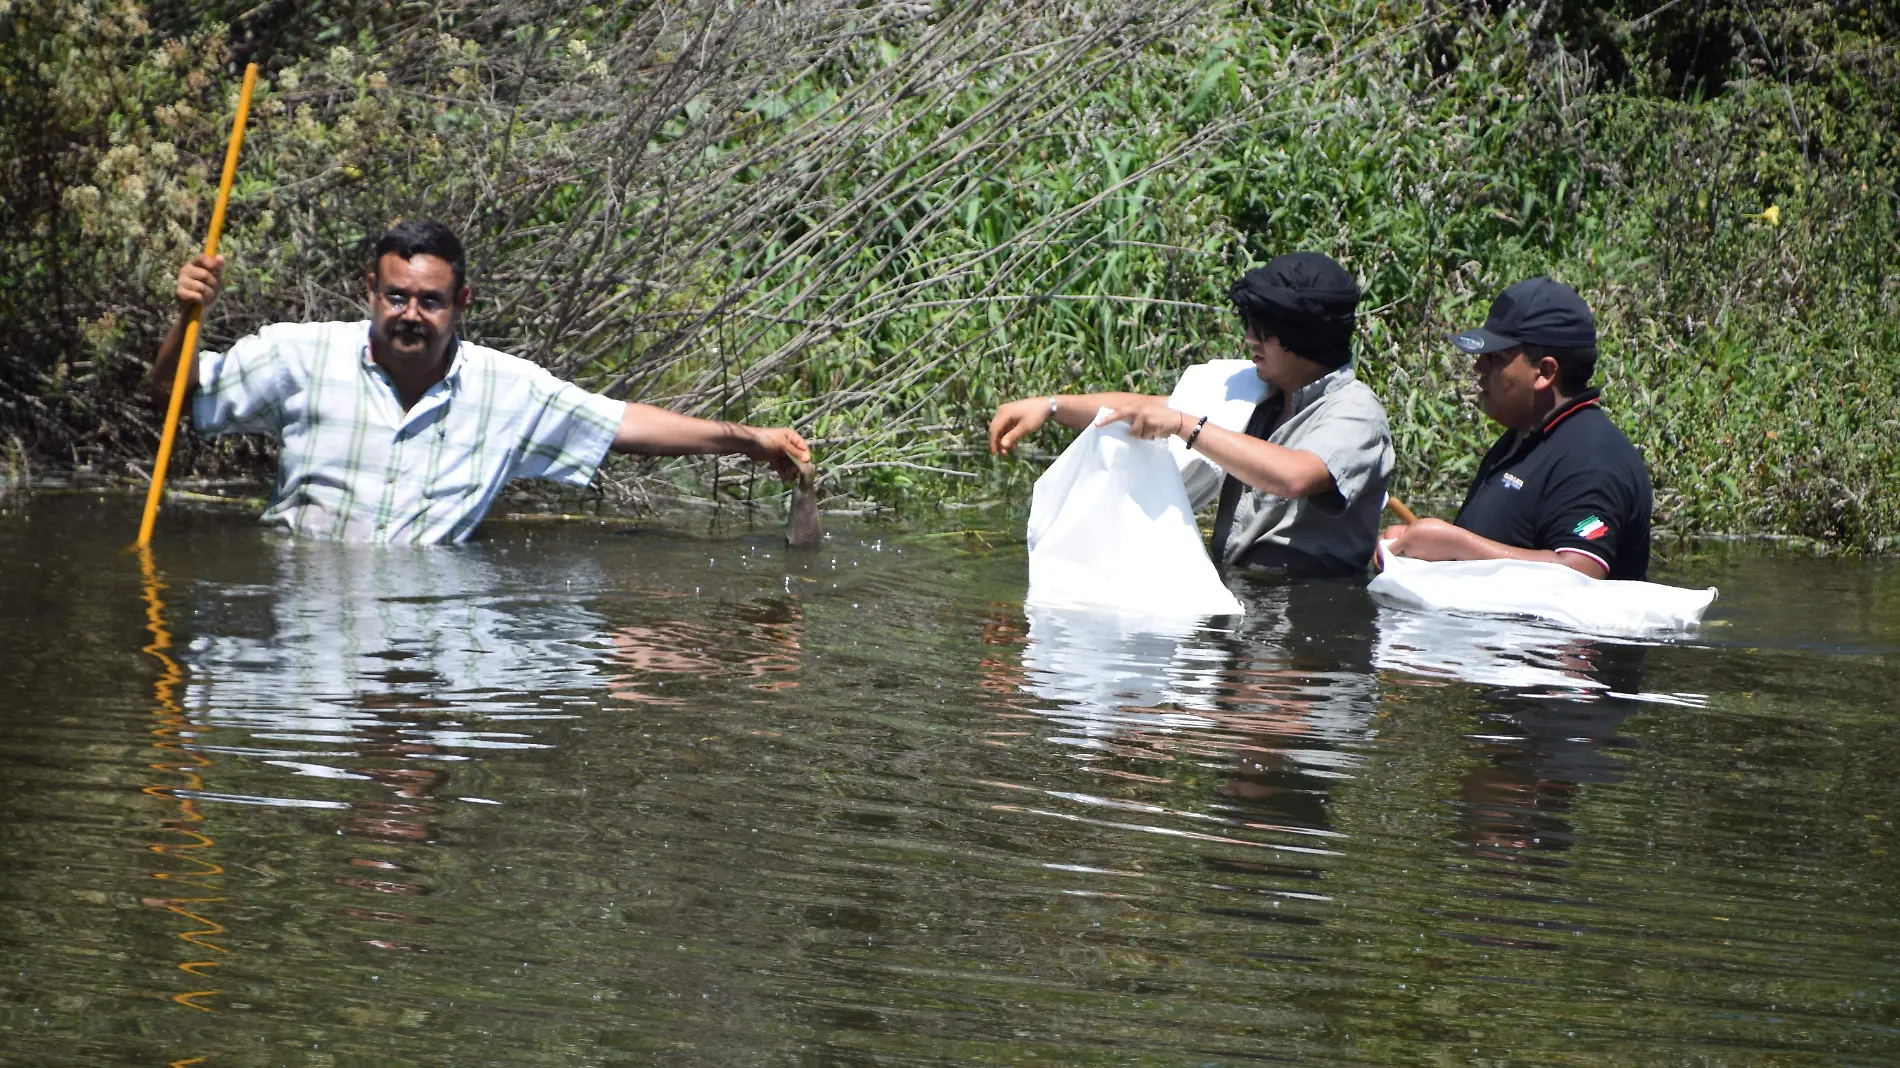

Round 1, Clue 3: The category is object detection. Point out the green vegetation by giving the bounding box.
[2,1,1895,546]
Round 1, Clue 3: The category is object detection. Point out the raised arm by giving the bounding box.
[152,253,224,405]
[611,403,811,480]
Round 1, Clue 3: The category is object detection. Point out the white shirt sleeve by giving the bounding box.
[191,325,304,438]
[507,368,625,486]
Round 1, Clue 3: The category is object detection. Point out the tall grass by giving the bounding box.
[2,0,1895,546]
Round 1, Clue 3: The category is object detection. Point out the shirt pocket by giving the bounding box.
[417,424,490,507]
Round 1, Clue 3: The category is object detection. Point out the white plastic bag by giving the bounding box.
[1368,543,1716,638]
[1164,359,1267,509]
[1026,409,1243,619]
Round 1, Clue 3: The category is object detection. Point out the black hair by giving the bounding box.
[1240,313,1319,365]
[371,219,466,291]
[1521,343,1597,395]
[1239,311,1283,346]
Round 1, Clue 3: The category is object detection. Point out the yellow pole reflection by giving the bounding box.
[136,546,227,1015]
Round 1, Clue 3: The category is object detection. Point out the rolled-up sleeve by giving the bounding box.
[1296,396,1391,517]
[191,326,300,438]
[508,370,624,486]
[1178,454,1224,511]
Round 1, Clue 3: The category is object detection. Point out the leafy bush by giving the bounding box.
[1,0,1894,546]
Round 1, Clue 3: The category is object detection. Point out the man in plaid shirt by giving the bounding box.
[153,220,810,543]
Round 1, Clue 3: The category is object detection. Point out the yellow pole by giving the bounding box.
[137,62,259,548]
[1385,497,1419,525]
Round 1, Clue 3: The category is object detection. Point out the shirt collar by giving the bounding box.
[1501,386,1603,458]
[358,326,466,389]
[1283,364,1355,418]
[1537,386,1601,436]
[440,335,466,386]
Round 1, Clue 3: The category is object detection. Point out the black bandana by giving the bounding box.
[1229,252,1362,368]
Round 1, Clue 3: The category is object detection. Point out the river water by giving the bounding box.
[1,493,1895,1065]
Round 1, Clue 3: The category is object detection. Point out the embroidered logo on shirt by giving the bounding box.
[1573,516,1610,541]
[1499,472,1524,490]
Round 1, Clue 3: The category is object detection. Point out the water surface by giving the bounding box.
[1,494,1896,1064]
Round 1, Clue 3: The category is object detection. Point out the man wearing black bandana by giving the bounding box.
[1382,277,1652,580]
[989,252,1394,578]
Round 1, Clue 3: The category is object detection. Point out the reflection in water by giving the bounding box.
[1374,606,1685,877]
[1374,608,1613,697]
[171,539,813,957]
[1206,583,1383,842]
[1011,583,1693,891]
[1020,606,1231,734]
[606,597,804,705]
[1014,584,1382,811]
[184,542,615,735]
[178,542,620,950]
[999,584,1379,894]
[996,582,1714,969]
[137,547,228,1016]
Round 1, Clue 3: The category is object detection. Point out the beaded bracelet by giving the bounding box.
[1184,414,1209,450]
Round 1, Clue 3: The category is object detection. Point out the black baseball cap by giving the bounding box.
[1450,277,1596,354]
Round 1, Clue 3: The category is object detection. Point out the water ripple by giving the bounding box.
[2,502,1897,1065]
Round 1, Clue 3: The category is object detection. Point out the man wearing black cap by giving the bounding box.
[989,252,1393,577]
[1382,277,1651,579]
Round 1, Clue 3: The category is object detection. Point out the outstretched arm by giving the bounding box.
[611,403,811,480]
[152,254,224,405]
[1380,517,1608,578]
[988,392,1158,454]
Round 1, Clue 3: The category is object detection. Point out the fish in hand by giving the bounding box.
[786,460,821,549]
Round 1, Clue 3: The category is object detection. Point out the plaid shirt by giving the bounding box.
[192,320,623,543]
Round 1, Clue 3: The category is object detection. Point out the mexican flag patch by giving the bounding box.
[1573,516,1609,541]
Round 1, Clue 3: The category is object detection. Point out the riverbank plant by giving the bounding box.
[1,0,1894,547]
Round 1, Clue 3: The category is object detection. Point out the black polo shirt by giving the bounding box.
[1453,388,1652,580]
